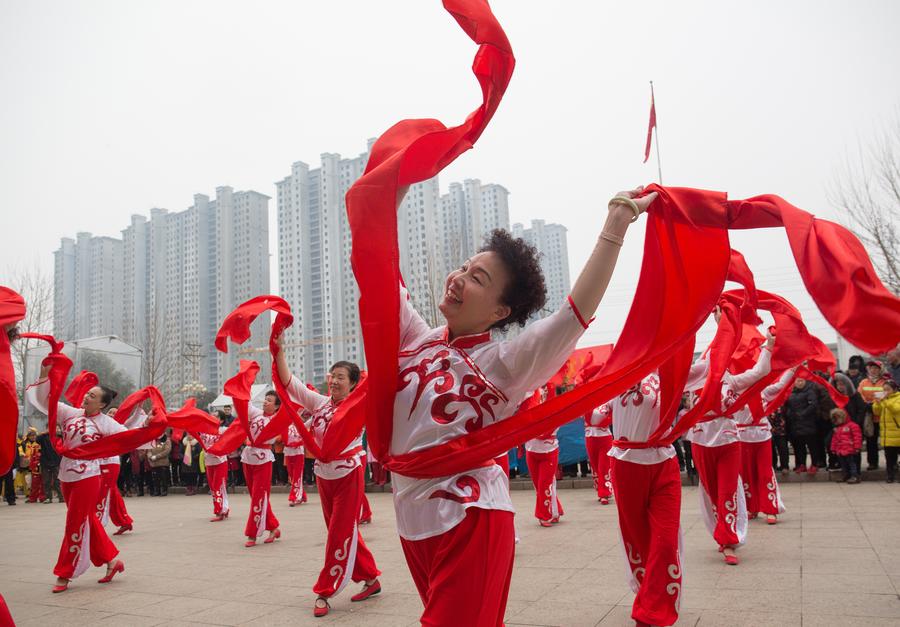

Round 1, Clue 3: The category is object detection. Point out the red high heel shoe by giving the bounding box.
[52,579,69,593]
[245,538,257,547]
[313,597,330,617]
[113,523,133,535]
[263,528,281,544]
[351,579,381,602]
[98,560,125,583]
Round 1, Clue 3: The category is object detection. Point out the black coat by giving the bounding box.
[784,385,820,438]
[35,433,61,467]
[843,393,866,427]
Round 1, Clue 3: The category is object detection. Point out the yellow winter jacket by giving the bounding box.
[874,392,900,448]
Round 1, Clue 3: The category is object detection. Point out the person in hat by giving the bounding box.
[859,361,889,470]
[845,355,866,387]
[874,379,900,482]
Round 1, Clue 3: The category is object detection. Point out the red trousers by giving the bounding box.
[56,476,119,579]
[28,469,45,503]
[526,449,563,522]
[206,462,229,516]
[285,454,306,504]
[741,440,784,516]
[401,508,515,627]
[242,462,279,538]
[359,491,372,522]
[314,466,380,597]
[611,457,682,627]
[586,435,614,499]
[99,464,133,528]
[692,442,747,548]
[370,460,388,485]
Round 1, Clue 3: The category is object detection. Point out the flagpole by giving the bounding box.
[651,81,663,185]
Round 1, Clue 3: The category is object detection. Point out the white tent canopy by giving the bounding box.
[208,383,273,411]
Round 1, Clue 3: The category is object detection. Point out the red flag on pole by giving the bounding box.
[643,85,657,163]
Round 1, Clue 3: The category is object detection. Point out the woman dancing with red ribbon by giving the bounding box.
[273,353,381,617]
[27,366,135,592]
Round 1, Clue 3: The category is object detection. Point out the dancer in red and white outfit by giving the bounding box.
[385,188,654,626]
[737,368,794,524]
[284,421,307,507]
[525,415,564,527]
[96,407,135,536]
[241,390,282,547]
[275,355,381,617]
[686,332,774,565]
[609,365,707,627]
[585,402,614,504]
[199,417,230,522]
[26,367,131,592]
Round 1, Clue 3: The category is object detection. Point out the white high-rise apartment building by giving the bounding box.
[120,186,271,398]
[511,219,571,318]
[53,232,123,340]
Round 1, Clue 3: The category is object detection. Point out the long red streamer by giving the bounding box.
[0,287,26,474]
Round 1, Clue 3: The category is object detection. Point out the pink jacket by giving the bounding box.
[830,420,862,456]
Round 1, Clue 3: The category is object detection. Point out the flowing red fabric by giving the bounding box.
[306,0,896,478]
[167,398,221,434]
[64,370,98,407]
[549,345,613,389]
[0,287,25,474]
[213,296,370,461]
[20,333,171,459]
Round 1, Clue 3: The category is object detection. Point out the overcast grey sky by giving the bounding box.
[2,0,898,350]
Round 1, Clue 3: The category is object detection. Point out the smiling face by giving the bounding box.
[82,386,106,415]
[328,366,355,402]
[439,252,512,338]
[262,393,279,415]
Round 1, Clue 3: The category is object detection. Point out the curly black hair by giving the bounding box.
[479,229,547,331]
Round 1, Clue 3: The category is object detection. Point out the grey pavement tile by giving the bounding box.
[183,600,285,625]
[4,484,900,626]
[802,613,900,626]
[802,591,900,619]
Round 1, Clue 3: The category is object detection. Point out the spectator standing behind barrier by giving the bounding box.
[830,408,863,483]
[768,406,790,474]
[845,355,866,388]
[36,429,62,503]
[181,434,201,496]
[859,361,889,470]
[887,347,900,385]
[873,379,900,483]
[149,435,172,496]
[785,377,825,474]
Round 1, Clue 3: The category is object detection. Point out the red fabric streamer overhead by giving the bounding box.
[643,86,657,164]
[64,370,99,408]
[0,287,26,474]
[214,296,370,462]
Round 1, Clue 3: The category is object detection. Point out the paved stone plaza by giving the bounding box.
[2,482,900,626]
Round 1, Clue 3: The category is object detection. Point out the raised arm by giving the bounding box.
[25,364,80,423]
[569,187,657,322]
[763,367,797,404]
[729,334,775,393]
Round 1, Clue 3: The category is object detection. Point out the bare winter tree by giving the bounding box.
[5,264,54,401]
[139,303,175,398]
[829,115,900,294]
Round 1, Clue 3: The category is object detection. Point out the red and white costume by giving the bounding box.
[685,348,772,549]
[392,288,588,625]
[96,455,132,530]
[26,380,122,580]
[199,427,229,517]
[737,369,793,517]
[284,379,380,599]
[284,422,307,505]
[609,367,706,627]
[584,404,613,501]
[524,430,563,523]
[241,406,280,539]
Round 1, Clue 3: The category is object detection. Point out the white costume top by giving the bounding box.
[686,348,772,447]
[584,404,612,438]
[735,368,795,443]
[391,288,588,541]
[609,363,708,465]
[239,405,276,465]
[284,378,364,480]
[26,379,126,483]
[283,422,305,457]
[524,429,559,454]
[199,426,229,466]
